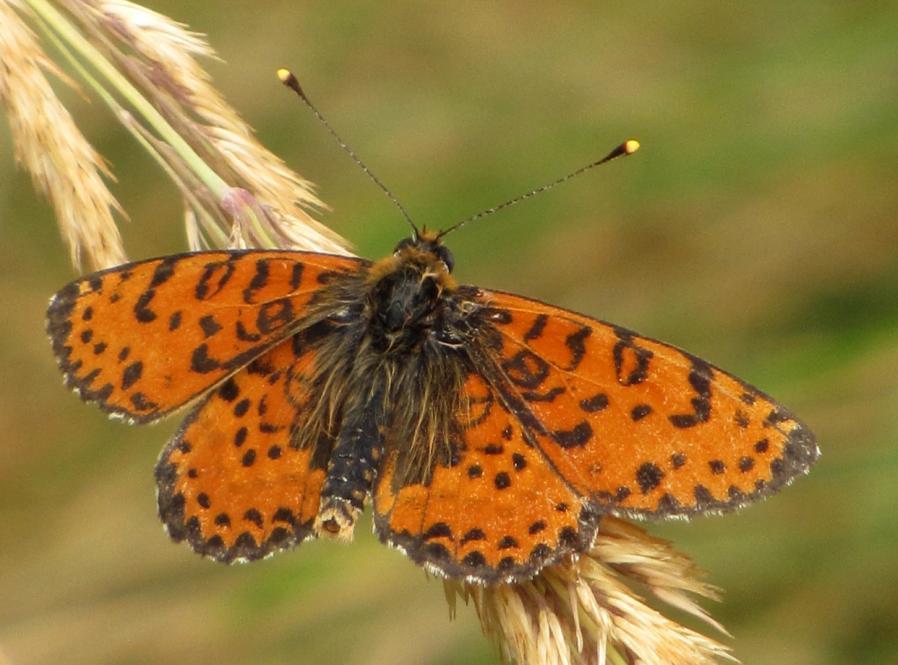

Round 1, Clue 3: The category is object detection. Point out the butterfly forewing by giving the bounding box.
[47,250,365,422]
[478,290,819,518]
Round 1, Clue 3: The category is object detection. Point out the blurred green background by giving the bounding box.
[2,2,897,664]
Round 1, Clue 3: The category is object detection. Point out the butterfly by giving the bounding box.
[46,224,818,584]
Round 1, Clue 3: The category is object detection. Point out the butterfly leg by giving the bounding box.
[315,390,385,541]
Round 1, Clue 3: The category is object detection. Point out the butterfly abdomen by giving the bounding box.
[316,387,386,540]
[302,243,467,537]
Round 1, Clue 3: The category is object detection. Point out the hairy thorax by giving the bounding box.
[292,236,479,505]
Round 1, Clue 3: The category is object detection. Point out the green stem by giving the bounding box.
[23,0,229,199]
[241,201,278,249]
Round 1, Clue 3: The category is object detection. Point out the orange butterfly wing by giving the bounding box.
[156,337,331,562]
[373,287,818,582]
[47,250,365,422]
[476,289,819,518]
[373,371,596,584]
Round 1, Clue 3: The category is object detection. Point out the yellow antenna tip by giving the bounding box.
[624,139,640,154]
[277,68,304,96]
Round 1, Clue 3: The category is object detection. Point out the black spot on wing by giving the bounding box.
[243,508,263,528]
[150,256,178,288]
[199,315,222,338]
[195,258,236,301]
[290,262,304,290]
[460,528,485,545]
[523,314,547,341]
[242,259,270,304]
[233,398,251,417]
[630,404,652,421]
[463,551,487,567]
[121,361,143,390]
[636,462,664,493]
[133,289,158,323]
[669,356,713,428]
[502,350,549,389]
[764,408,792,428]
[612,326,653,386]
[130,392,158,412]
[579,393,609,412]
[236,321,262,343]
[521,386,565,402]
[562,325,591,370]
[218,378,239,401]
[423,522,453,540]
[551,421,593,448]
[256,299,294,334]
[190,344,221,373]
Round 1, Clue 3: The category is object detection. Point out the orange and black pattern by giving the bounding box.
[47,234,818,583]
[156,340,331,562]
[373,371,598,583]
[473,290,817,518]
[47,250,365,422]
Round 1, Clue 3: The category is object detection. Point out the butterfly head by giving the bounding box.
[364,230,458,350]
[392,228,455,274]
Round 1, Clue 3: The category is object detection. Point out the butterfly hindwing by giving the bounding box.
[478,289,819,518]
[373,371,597,584]
[47,250,366,422]
[155,337,332,562]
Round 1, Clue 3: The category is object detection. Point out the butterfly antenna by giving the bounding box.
[438,139,640,239]
[278,68,419,238]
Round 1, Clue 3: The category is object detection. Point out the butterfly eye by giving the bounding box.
[392,237,415,255]
[435,245,454,273]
